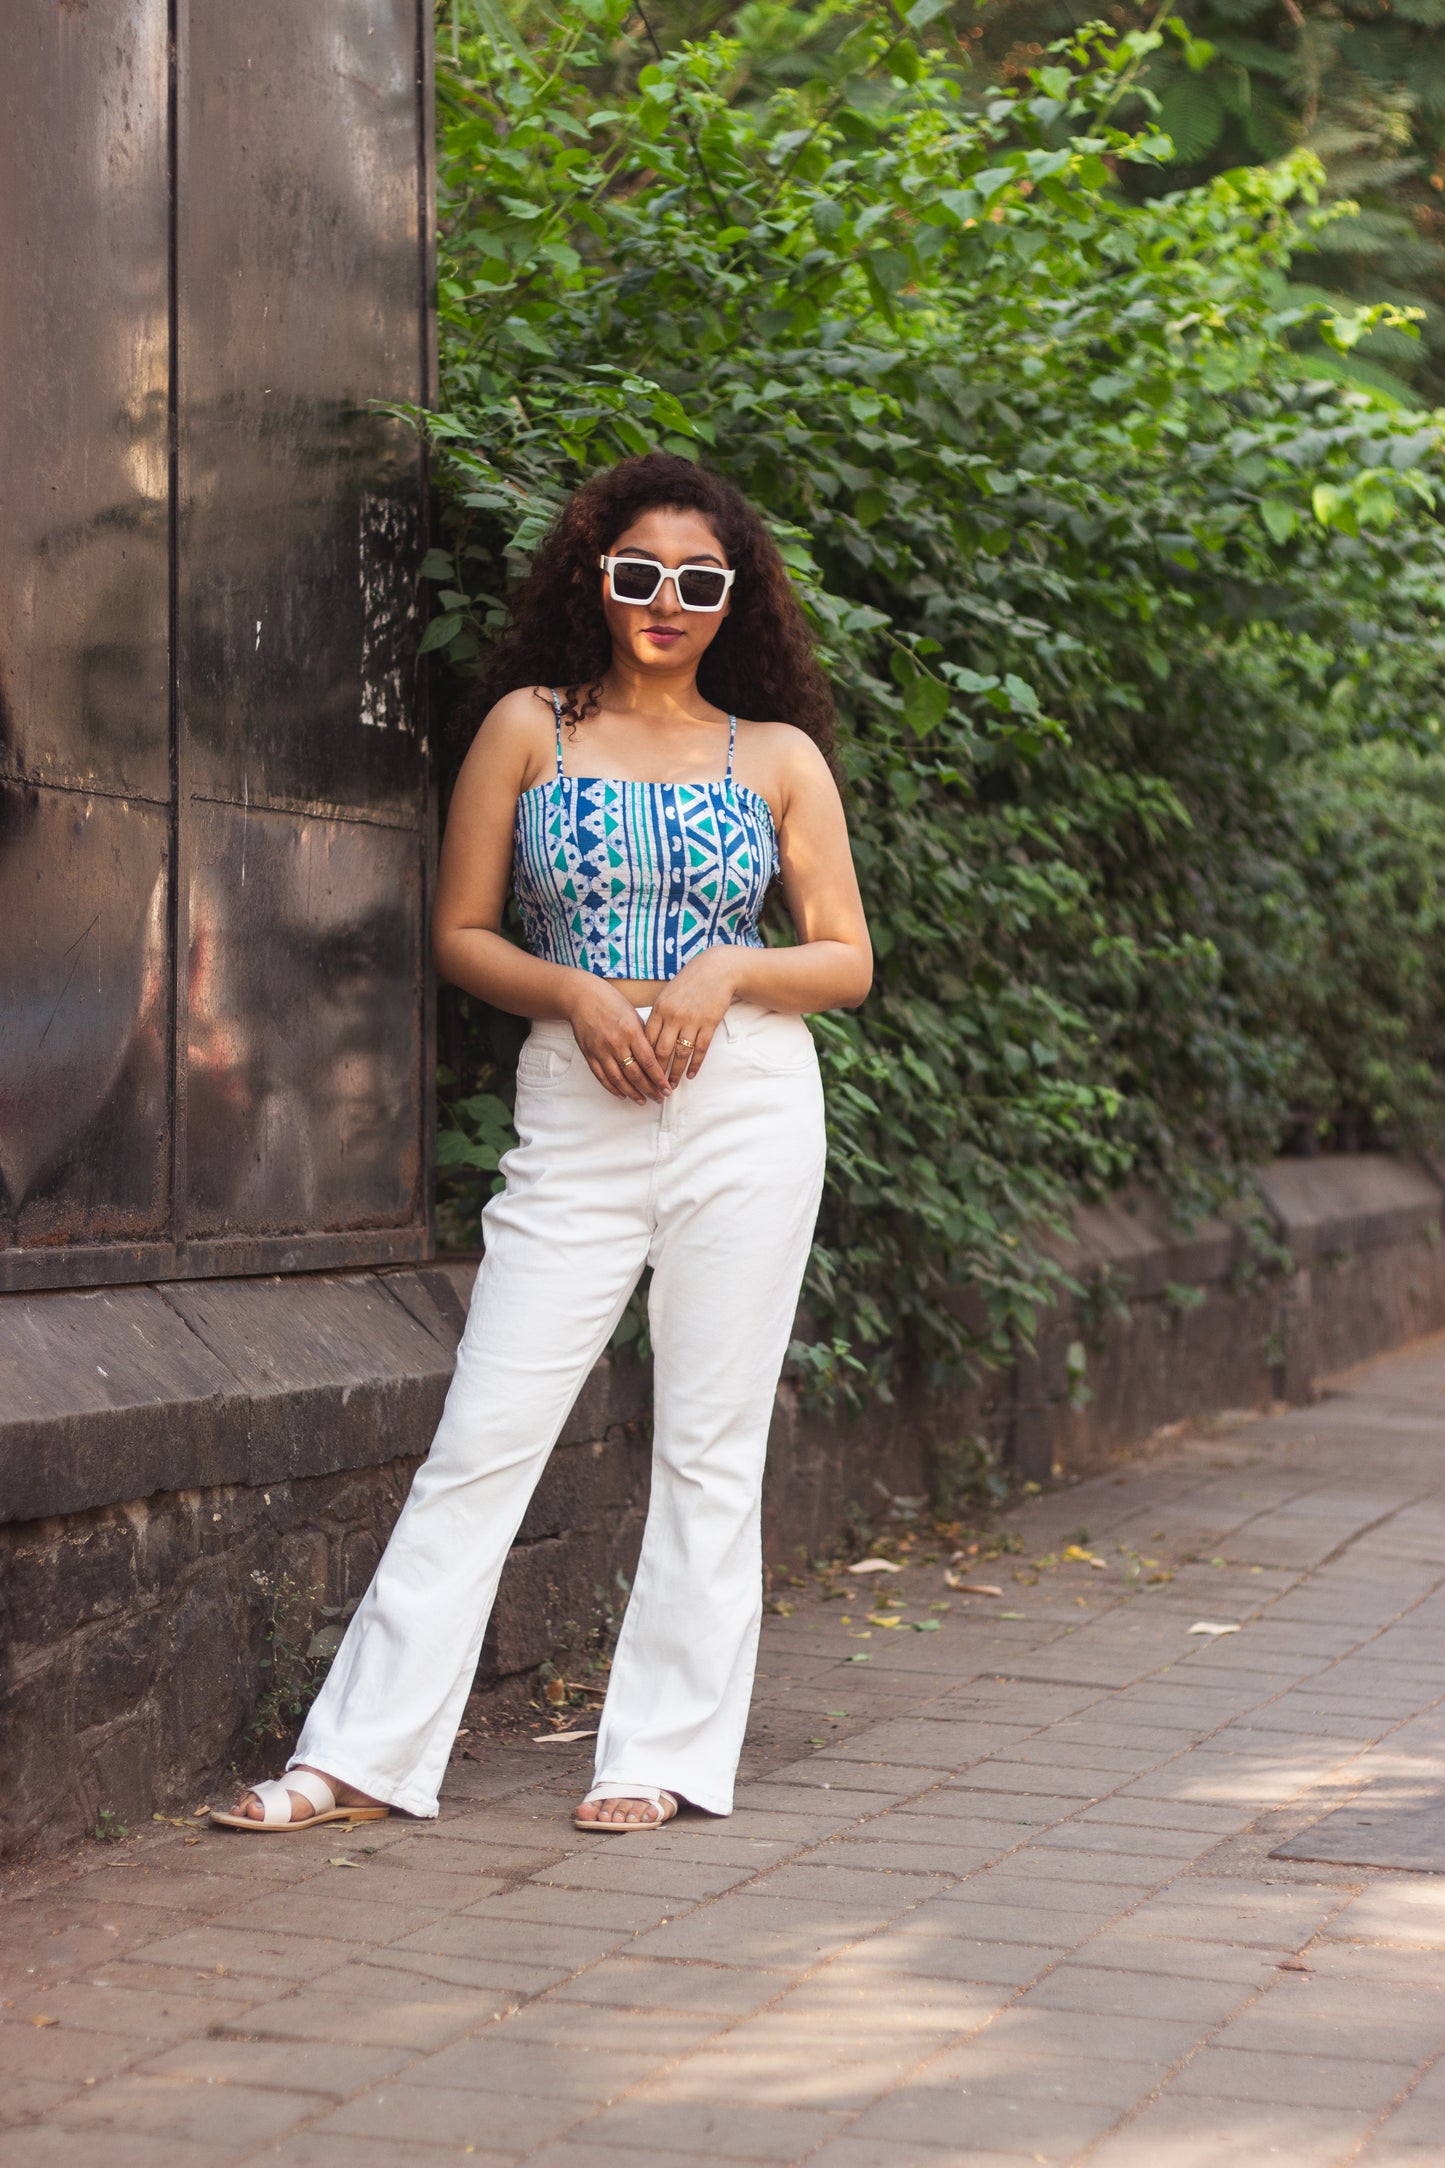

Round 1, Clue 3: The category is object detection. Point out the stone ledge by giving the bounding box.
[3,1152,1443,1525]
[0,1263,645,1526]
[1256,1153,1443,1265]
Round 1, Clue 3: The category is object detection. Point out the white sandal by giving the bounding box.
[574,1785,679,1833]
[209,1769,390,1833]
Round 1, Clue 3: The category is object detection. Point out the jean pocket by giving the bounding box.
[726,1009,818,1075]
[516,1040,576,1088]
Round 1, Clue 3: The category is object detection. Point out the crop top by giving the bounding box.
[512,690,779,981]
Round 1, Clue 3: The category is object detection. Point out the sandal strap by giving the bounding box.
[283,1769,338,1817]
[582,1785,676,1813]
[250,1771,335,1824]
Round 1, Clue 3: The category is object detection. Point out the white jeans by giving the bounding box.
[290,1002,827,1817]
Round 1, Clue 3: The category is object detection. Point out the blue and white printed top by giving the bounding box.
[512,690,779,980]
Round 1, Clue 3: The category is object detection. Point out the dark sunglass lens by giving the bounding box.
[611,558,660,602]
[678,567,728,608]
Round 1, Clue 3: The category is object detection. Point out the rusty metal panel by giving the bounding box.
[0,1,170,801]
[183,803,423,1238]
[0,784,170,1251]
[177,0,426,822]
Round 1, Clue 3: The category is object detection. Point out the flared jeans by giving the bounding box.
[289,1002,827,1818]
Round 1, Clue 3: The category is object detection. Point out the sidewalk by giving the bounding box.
[5,1333,1445,2168]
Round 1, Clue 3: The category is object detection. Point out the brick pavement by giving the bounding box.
[6,1330,1445,2166]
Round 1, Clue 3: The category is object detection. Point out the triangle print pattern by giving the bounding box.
[513,772,778,980]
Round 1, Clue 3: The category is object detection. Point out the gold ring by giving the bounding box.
[620,1055,636,1067]
[677,1038,694,1049]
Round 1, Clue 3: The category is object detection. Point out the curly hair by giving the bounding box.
[464,452,837,764]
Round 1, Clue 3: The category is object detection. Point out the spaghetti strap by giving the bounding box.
[725,713,737,785]
[549,688,565,779]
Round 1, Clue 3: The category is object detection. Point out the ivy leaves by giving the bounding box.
[420,2,1445,1391]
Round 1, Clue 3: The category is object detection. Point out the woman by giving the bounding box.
[215,452,871,1836]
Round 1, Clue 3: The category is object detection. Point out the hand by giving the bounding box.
[644,948,740,1083]
[565,975,671,1103]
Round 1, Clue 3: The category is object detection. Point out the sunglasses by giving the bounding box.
[599,552,736,613]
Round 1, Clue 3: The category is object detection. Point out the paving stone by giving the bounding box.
[980,2003,1208,2063]
[1086,2092,1377,2166]
[0,2133,212,2168]
[635,2038,936,2111]
[526,2146,761,2168]
[530,1854,754,1899]
[136,2034,408,2095]
[213,1980,509,2047]
[208,1886,447,1947]
[562,2097,847,2158]
[1323,1880,1445,1948]
[1021,1961,1250,2024]
[547,1958,782,2016]
[52,2073,325,2147]
[493,2004,721,2055]
[0,1981,252,2043]
[462,1884,679,1933]
[849,2076,1121,2154]
[930,1869,1132,1914]
[0,2022,146,2087]
[924,2044,1163,2106]
[747,1862,952,1909]
[894,1897,1125,1945]
[121,1926,368,1983]
[388,1914,624,1973]
[315,2080,582,2150]
[258,2137,518,2168]
[395,2034,668,2100]
[1171,2045,1420,2110]
[1077,1932,1288,1986]
[629,1894,891,1970]
[838,1929,1063,1988]
[804,2140,1026,2168]
[1213,1976,1445,2063]
[802,1838,996,1876]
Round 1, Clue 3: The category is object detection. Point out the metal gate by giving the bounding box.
[1,0,435,1290]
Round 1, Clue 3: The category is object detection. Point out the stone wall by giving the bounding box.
[4,1152,1443,1859]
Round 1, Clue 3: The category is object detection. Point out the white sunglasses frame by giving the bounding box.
[598,552,737,613]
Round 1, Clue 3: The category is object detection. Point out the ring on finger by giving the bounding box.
[620,1055,636,1067]
[676,1038,693,1050]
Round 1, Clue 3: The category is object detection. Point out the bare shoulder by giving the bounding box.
[458,685,558,795]
[736,719,836,803]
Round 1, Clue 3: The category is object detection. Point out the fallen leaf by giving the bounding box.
[848,1558,903,1576]
[945,1573,1004,1595]
[1146,1570,1174,1585]
[913,1619,941,1632]
[184,1837,202,1847]
[533,1728,598,1744]
[1277,1958,1312,1973]
[999,1610,1026,1619]
[544,1678,567,1705]
[1188,1621,1240,1636]
[868,1614,905,1629]
[846,1653,873,1663]
[1063,1545,1107,1569]
[327,1856,360,1868]
[30,2015,58,2029]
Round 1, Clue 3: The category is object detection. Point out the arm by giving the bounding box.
[645,730,873,1079]
[432,694,672,1103]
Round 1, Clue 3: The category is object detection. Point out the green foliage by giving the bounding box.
[955,0,1445,402]
[417,1,1445,1397]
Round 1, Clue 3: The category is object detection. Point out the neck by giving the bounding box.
[601,653,709,721]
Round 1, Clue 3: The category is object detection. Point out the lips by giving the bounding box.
[643,627,683,644]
